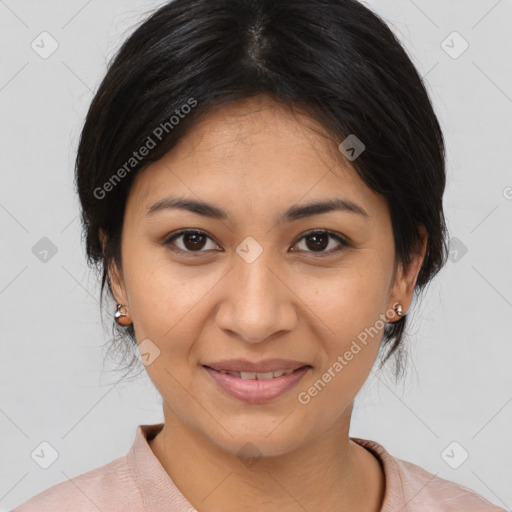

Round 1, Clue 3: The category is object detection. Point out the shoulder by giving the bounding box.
[395,456,506,511]
[11,455,142,512]
[352,438,507,512]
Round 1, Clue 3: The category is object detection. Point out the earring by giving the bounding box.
[395,304,403,317]
[114,303,132,326]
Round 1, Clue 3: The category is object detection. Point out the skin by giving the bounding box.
[104,94,427,512]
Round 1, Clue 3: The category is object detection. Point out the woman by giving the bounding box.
[13,0,506,510]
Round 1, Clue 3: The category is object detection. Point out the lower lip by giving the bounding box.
[202,365,311,404]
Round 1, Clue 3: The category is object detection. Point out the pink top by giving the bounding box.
[13,423,506,512]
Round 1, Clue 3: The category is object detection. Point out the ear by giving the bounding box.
[388,225,428,317]
[99,228,129,305]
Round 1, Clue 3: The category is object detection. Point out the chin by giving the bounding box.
[200,419,311,460]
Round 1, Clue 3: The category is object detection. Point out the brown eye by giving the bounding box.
[291,230,349,255]
[164,230,219,253]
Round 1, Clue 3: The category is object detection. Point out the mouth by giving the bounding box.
[201,362,312,403]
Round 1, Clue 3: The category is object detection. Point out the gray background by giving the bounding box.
[1,0,511,510]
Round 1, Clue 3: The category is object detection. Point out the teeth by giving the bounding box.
[218,368,298,380]
[240,371,256,379]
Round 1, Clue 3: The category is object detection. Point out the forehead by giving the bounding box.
[163,96,350,177]
[126,96,387,221]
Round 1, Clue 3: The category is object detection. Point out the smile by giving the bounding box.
[202,365,312,403]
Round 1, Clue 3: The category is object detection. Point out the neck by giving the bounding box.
[149,403,385,512]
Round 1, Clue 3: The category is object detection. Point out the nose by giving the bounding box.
[215,252,298,344]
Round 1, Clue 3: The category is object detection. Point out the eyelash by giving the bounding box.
[163,229,349,257]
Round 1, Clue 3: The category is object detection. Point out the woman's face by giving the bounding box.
[109,95,425,456]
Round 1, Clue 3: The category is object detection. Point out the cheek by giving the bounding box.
[122,250,228,386]
[122,240,206,334]
[291,258,391,399]
[293,271,389,424]
[294,258,392,343]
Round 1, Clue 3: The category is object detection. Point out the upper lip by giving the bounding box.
[202,359,311,373]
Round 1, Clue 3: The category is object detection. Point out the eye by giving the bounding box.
[164,229,220,254]
[291,230,349,256]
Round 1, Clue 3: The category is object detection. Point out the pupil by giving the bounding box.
[184,232,206,250]
[307,233,328,251]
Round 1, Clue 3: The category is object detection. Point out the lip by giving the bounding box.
[202,358,310,373]
[202,364,312,404]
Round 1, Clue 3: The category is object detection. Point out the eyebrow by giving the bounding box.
[146,195,369,222]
